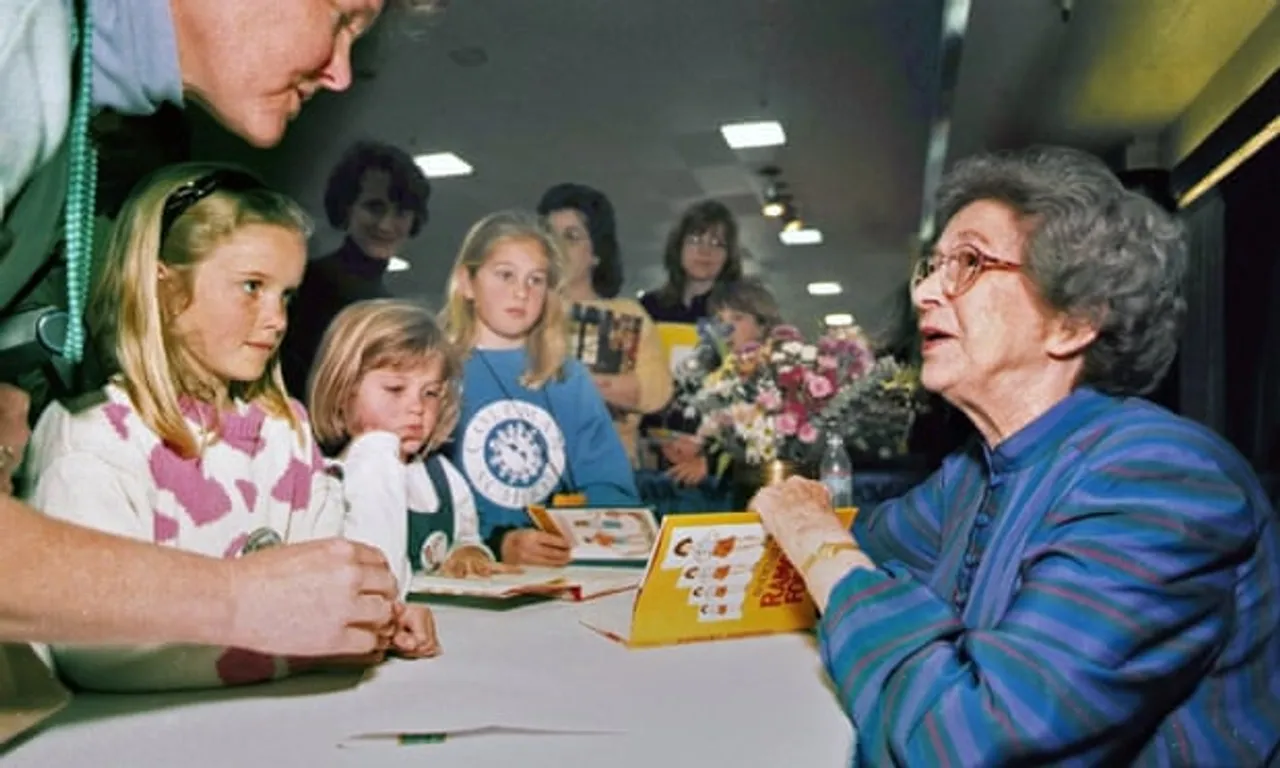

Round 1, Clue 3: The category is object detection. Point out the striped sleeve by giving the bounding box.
[820,443,1253,766]
[852,465,947,574]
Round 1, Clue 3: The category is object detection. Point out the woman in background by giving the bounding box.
[281,140,432,398]
[538,183,672,466]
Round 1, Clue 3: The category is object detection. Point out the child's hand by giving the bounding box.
[660,434,701,465]
[392,603,441,659]
[667,455,710,486]
[501,530,572,566]
[439,545,519,579]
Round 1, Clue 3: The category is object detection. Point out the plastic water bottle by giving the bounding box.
[820,432,854,509]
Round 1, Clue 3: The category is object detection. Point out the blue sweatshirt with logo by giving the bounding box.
[450,348,640,542]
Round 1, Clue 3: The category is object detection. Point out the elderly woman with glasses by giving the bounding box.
[751,146,1280,766]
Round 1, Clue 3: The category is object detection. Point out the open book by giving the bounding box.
[579,509,857,647]
[527,506,659,565]
[408,566,641,603]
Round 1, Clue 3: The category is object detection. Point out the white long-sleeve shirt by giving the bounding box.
[333,431,489,599]
[23,384,401,692]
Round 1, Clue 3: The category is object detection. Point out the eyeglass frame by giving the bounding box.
[911,245,1024,298]
[683,232,728,251]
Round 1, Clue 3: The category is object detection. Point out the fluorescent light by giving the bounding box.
[780,228,823,246]
[1178,115,1280,208]
[720,121,786,150]
[762,201,786,218]
[824,313,854,327]
[807,281,842,296]
[413,152,474,178]
[388,257,410,272]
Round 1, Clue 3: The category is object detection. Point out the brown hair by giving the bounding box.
[308,299,461,457]
[707,277,784,334]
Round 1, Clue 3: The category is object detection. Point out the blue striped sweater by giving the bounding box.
[823,387,1280,766]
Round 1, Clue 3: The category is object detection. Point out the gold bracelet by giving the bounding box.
[799,541,860,577]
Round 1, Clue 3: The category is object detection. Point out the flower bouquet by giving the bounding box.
[672,321,926,469]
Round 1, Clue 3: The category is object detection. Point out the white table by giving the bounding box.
[3,592,854,767]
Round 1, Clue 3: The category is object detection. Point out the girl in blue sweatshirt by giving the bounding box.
[441,210,640,565]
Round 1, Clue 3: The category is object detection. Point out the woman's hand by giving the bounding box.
[500,529,572,566]
[438,545,520,579]
[593,373,642,411]
[0,384,31,496]
[750,477,872,611]
[391,602,441,658]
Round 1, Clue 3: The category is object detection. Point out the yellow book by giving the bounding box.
[579,508,857,648]
[653,322,700,377]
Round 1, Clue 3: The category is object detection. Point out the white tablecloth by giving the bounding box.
[2,592,854,767]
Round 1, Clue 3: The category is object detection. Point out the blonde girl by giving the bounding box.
[24,163,436,692]
[441,210,640,566]
[309,298,509,587]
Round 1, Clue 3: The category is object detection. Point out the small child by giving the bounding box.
[308,298,505,591]
[440,210,640,565]
[24,164,436,692]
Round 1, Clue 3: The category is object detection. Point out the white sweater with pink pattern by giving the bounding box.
[23,383,401,692]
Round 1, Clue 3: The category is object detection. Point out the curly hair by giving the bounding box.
[323,140,431,236]
[934,145,1188,396]
[651,199,744,308]
[536,182,623,298]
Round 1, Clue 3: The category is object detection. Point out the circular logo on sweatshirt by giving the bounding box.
[461,400,567,510]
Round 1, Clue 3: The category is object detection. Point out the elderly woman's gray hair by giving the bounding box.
[934,146,1187,396]
[708,276,785,333]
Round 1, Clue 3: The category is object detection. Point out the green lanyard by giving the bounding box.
[63,0,97,364]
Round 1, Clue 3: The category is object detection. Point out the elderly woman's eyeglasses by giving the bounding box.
[684,233,728,251]
[912,246,1023,297]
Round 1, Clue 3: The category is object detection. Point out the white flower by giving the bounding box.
[800,345,817,362]
[782,340,803,356]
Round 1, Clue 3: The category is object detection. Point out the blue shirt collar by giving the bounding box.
[982,387,1112,476]
[91,0,183,115]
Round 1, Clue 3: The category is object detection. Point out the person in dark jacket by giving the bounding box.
[280,140,432,397]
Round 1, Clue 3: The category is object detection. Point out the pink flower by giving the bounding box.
[778,366,805,390]
[776,411,799,436]
[817,354,838,371]
[757,389,782,411]
[806,372,835,398]
[797,423,819,444]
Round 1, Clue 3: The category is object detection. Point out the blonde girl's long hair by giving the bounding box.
[308,298,462,457]
[88,162,313,459]
[439,210,568,388]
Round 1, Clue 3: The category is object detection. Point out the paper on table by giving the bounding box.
[339,724,624,748]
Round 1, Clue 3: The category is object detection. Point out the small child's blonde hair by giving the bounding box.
[308,298,462,457]
[439,210,568,388]
[89,162,312,459]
